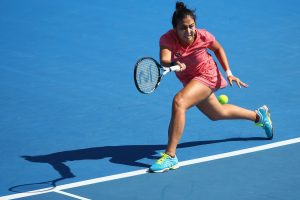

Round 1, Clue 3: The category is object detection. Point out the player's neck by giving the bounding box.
[179,35,195,48]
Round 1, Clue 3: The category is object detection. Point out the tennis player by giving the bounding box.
[150,2,273,172]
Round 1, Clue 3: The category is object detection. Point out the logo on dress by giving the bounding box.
[174,52,182,58]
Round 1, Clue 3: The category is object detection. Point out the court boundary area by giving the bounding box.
[1,137,300,200]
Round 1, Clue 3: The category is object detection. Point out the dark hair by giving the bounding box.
[172,2,196,28]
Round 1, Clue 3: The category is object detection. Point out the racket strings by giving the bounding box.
[135,58,160,93]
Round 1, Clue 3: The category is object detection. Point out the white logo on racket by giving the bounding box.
[138,64,153,84]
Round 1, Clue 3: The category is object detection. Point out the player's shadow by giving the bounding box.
[10,136,267,192]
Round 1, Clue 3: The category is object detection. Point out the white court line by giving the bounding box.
[54,190,91,200]
[1,137,300,200]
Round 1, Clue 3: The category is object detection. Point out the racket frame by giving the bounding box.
[134,57,180,94]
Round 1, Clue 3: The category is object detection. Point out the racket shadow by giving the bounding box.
[9,177,64,193]
[10,136,267,193]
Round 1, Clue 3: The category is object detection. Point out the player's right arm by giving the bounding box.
[160,46,172,67]
[160,46,186,70]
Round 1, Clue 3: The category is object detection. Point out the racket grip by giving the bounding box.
[169,65,181,72]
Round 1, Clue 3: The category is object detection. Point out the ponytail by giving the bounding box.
[172,2,196,28]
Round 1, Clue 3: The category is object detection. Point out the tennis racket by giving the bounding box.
[134,57,180,94]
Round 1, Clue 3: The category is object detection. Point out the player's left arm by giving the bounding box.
[209,40,248,88]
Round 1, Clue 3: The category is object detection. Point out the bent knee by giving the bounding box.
[173,93,188,111]
[206,110,229,121]
[205,114,220,121]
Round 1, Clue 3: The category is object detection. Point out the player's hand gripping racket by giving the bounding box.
[134,57,181,94]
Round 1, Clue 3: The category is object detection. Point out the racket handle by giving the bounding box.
[170,65,181,72]
[162,65,181,75]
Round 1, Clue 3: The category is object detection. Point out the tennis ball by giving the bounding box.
[218,94,228,105]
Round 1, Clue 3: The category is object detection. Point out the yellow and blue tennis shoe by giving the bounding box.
[149,153,179,173]
[255,105,273,139]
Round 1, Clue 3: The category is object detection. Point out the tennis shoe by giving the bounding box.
[255,105,273,139]
[149,153,179,173]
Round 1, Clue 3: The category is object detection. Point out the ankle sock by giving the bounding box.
[255,113,260,123]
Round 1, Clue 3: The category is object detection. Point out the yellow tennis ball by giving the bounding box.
[218,94,228,105]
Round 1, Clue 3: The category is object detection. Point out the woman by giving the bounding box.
[149,2,273,173]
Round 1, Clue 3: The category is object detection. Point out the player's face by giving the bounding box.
[175,16,196,46]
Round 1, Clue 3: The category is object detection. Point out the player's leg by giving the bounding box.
[196,93,257,121]
[197,94,273,138]
[166,80,213,157]
[149,80,212,172]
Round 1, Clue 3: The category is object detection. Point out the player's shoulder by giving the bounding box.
[196,28,213,36]
[196,28,215,42]
[161,29,176,38]
[160,29,177,46]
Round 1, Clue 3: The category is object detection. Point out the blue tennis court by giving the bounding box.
[1,0,300,199]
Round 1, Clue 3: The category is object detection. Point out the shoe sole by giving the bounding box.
[150,164,179,173]
[262,105,274,139]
